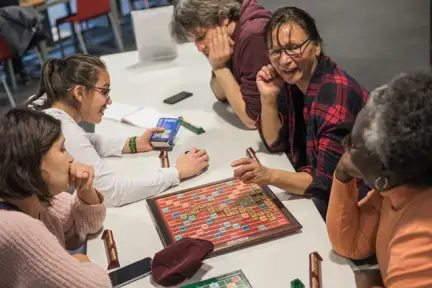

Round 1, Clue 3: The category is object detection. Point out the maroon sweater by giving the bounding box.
[230,0,271,121]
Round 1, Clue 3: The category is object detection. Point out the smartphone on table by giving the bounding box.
[109,257,152,288]
[163,91,193,104]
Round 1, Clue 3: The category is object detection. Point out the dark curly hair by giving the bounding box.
[0,108,62,205]
[363,71,432,188]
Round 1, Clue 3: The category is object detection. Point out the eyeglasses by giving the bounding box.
[91,86,111,100]
[268,37,311,60]
[67,86,111,100]
[342,133,388,171]
[342,133,371,154]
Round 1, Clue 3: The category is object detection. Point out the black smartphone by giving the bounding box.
[109,257,152,288]
[163,91,193,104]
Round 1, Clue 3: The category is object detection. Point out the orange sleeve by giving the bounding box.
[326,177,382,259]
[385,205,432,288]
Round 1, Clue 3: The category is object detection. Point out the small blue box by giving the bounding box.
[150,117,180,148]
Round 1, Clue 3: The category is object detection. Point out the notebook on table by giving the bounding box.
[103,102,175,129]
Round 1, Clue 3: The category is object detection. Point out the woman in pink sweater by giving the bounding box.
[0,108,111,288]
[326,71,432,287]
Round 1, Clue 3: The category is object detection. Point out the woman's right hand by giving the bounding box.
[256,64,284,102]
[175,148,209,179]
[335,152,359,183]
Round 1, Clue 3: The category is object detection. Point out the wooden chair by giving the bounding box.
[56,0,124,57]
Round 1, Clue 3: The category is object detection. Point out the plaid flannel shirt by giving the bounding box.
[257,55,369,203]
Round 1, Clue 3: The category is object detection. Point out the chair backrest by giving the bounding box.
[76,0,111,20]
[0,36,14,62]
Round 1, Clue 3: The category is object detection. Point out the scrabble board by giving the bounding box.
[180,269,252,288]
[147,178,302,256]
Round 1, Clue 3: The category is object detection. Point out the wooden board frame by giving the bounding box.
[147,177,302,256]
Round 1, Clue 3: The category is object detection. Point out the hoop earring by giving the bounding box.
[374,176,388,191]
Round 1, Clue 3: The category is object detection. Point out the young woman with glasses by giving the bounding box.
[28,54,209,207]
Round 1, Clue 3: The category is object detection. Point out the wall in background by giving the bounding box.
[261,0,429,91]
[45,0,429,91]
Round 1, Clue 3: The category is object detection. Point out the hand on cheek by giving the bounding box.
[207,27,233,71]
[69,162,95,194]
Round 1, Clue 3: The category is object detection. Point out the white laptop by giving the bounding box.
[131,5,178,63]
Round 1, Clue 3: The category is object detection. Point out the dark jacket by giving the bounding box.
[0,6,44,55]
[0,0,19,8]
[230,0,271,121]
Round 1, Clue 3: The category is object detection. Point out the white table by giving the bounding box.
[87,43,356,287]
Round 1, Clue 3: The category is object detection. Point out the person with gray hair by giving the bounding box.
[170,0,271,129]
[326,71,432,287]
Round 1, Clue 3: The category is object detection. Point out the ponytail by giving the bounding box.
[27,54,106,110]
[26,59,59,109]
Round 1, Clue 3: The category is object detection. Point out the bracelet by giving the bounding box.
[129,137,137,153]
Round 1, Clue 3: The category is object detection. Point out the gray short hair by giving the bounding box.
[363,71,432,188]
[363,84,389,164]
[170,0,243,43]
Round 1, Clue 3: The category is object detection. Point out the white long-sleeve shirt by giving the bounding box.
[44,108,180,207]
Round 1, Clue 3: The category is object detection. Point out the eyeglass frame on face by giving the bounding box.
[341,133,389,176]
[342,133,369,153]
[342,133,378,158]
[66,86,111,101]
[268,36,312,60]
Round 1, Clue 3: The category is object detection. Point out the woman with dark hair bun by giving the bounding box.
[232,7,369,219]
[0,108,111,288]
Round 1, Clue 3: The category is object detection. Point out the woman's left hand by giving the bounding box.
[335,152,358,183]
[136,127,165,152]
[69,162,95,194]
[231,158,273,186]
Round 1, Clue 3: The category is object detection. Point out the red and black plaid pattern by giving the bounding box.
[257,56,369,202]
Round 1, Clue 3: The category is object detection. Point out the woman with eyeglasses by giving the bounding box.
[326,72,432,287]
[231,7,369,219]
[28,54,209,207]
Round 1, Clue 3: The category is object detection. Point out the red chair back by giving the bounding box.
[0,36,14,62]
[76,0,111,20]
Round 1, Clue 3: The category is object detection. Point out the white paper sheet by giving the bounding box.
[122,107,177,129]
[103,102,143,122]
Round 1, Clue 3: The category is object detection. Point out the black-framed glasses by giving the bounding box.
[67,86,111,100]
[342,133,373,155]
[91,86,111,100]
[268,37,311,60]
